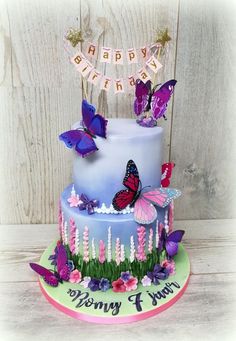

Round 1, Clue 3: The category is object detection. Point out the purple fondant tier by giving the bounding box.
[71,119,163,207]
[60,184,169,258]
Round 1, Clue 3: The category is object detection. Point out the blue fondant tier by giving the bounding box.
[61,184,168,258]
[71,119,163,207]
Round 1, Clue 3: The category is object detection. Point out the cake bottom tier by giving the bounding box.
[60,184,172,261]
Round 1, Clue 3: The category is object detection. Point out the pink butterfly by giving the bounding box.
[112,160,181,225]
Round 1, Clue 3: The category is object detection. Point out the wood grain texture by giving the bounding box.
[0,220,236,340]
[171,0,236,219]
[0,0,235,224]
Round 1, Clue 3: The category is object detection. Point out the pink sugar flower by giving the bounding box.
[68,195,80,208]
[124,277,138,292]
[161,259,176,275]
[112,278,126,293]
[69,269,82,283]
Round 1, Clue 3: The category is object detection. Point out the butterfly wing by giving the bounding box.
[112,189,136,211]
[29,263,59,287]
[161,162,175,187]
[142,188,181,208]
[165,230,185,257]
[59,130,84,149]
[151,79,177,119]
[57,245,70,281]
[134,79,151,116]
[134,197,157,224]
[88,114,108,138]
[82,99,96,129]
[112,160,140,211]
[123,160,140,191]
[75,131,98,157]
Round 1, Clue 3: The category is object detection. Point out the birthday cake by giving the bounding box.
[29,29,190,323]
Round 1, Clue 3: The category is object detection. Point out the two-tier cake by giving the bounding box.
[30,91,190,323]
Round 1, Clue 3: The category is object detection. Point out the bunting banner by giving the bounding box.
[66,40,164,94]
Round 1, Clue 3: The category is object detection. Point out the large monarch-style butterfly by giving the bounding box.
[112,160,181,225]
[29,244,70,287]
[134,79,177,120]
[59,99,108,158]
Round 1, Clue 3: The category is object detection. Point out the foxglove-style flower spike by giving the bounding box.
[64,221,68,245]
[92,238,96,259]
[136,226,146,261]
[168,201,174,233]
[148,228,154,253]
[155,220,159,248]
[58,201,63,240]
[120,244,125,262]
[69,218,76,255]
[61,212,65,244]
[115,238,121,266]
[107,226,112,262]
[99,240,106,264]
[164,209,169,233]
[75,228,80,255]
[83,226,90,263]
[71,184,76,197]
[130,235,136,263]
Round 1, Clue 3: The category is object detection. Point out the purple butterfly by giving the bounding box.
[134,79,177,120]
[158,226,185,257]
[29,244,70,287]
[59,100,108,158]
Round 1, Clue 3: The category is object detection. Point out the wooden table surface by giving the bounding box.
[0,220,236,341]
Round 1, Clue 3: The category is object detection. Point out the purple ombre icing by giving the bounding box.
[59,118,172,259]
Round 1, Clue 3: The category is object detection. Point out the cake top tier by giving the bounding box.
[72,118,163,208]
[72,118,163,139]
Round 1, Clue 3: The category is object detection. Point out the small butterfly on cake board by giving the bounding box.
[30,244,70,287]
[59,99,108,158]
[112,160,181,225]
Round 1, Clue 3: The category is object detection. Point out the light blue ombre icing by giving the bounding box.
[72,119,163,206]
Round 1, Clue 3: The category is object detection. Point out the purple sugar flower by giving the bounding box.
[88,278,100,292]
[136,115,157,128]
[121,271,131,282]
[99,278,110,292]
[68,260,75,272]
[147,264,170,285]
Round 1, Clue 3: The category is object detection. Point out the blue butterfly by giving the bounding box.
[59,100,108,158]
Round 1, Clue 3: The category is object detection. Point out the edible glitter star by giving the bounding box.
[155,28,171,48]
[65,28,84,47]
[67,194,81,207]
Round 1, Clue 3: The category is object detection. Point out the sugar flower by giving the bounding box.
[124,277,138,292]
[141,275,152,287]
[80,276,91,288]
[68,260,75,272]
[112,278,126,293]
[69,269,82,283]
[88,278,100,292]
[68,195,80,208]
[147,264,170,285]
[161,259,176,276]
[121,271,131,282]
[136,115,157,128]
[99,278,110,292]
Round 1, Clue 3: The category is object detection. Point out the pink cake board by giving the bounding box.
[38,242,190,324]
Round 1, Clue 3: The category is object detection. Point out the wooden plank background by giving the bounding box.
[0,0,235,224]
